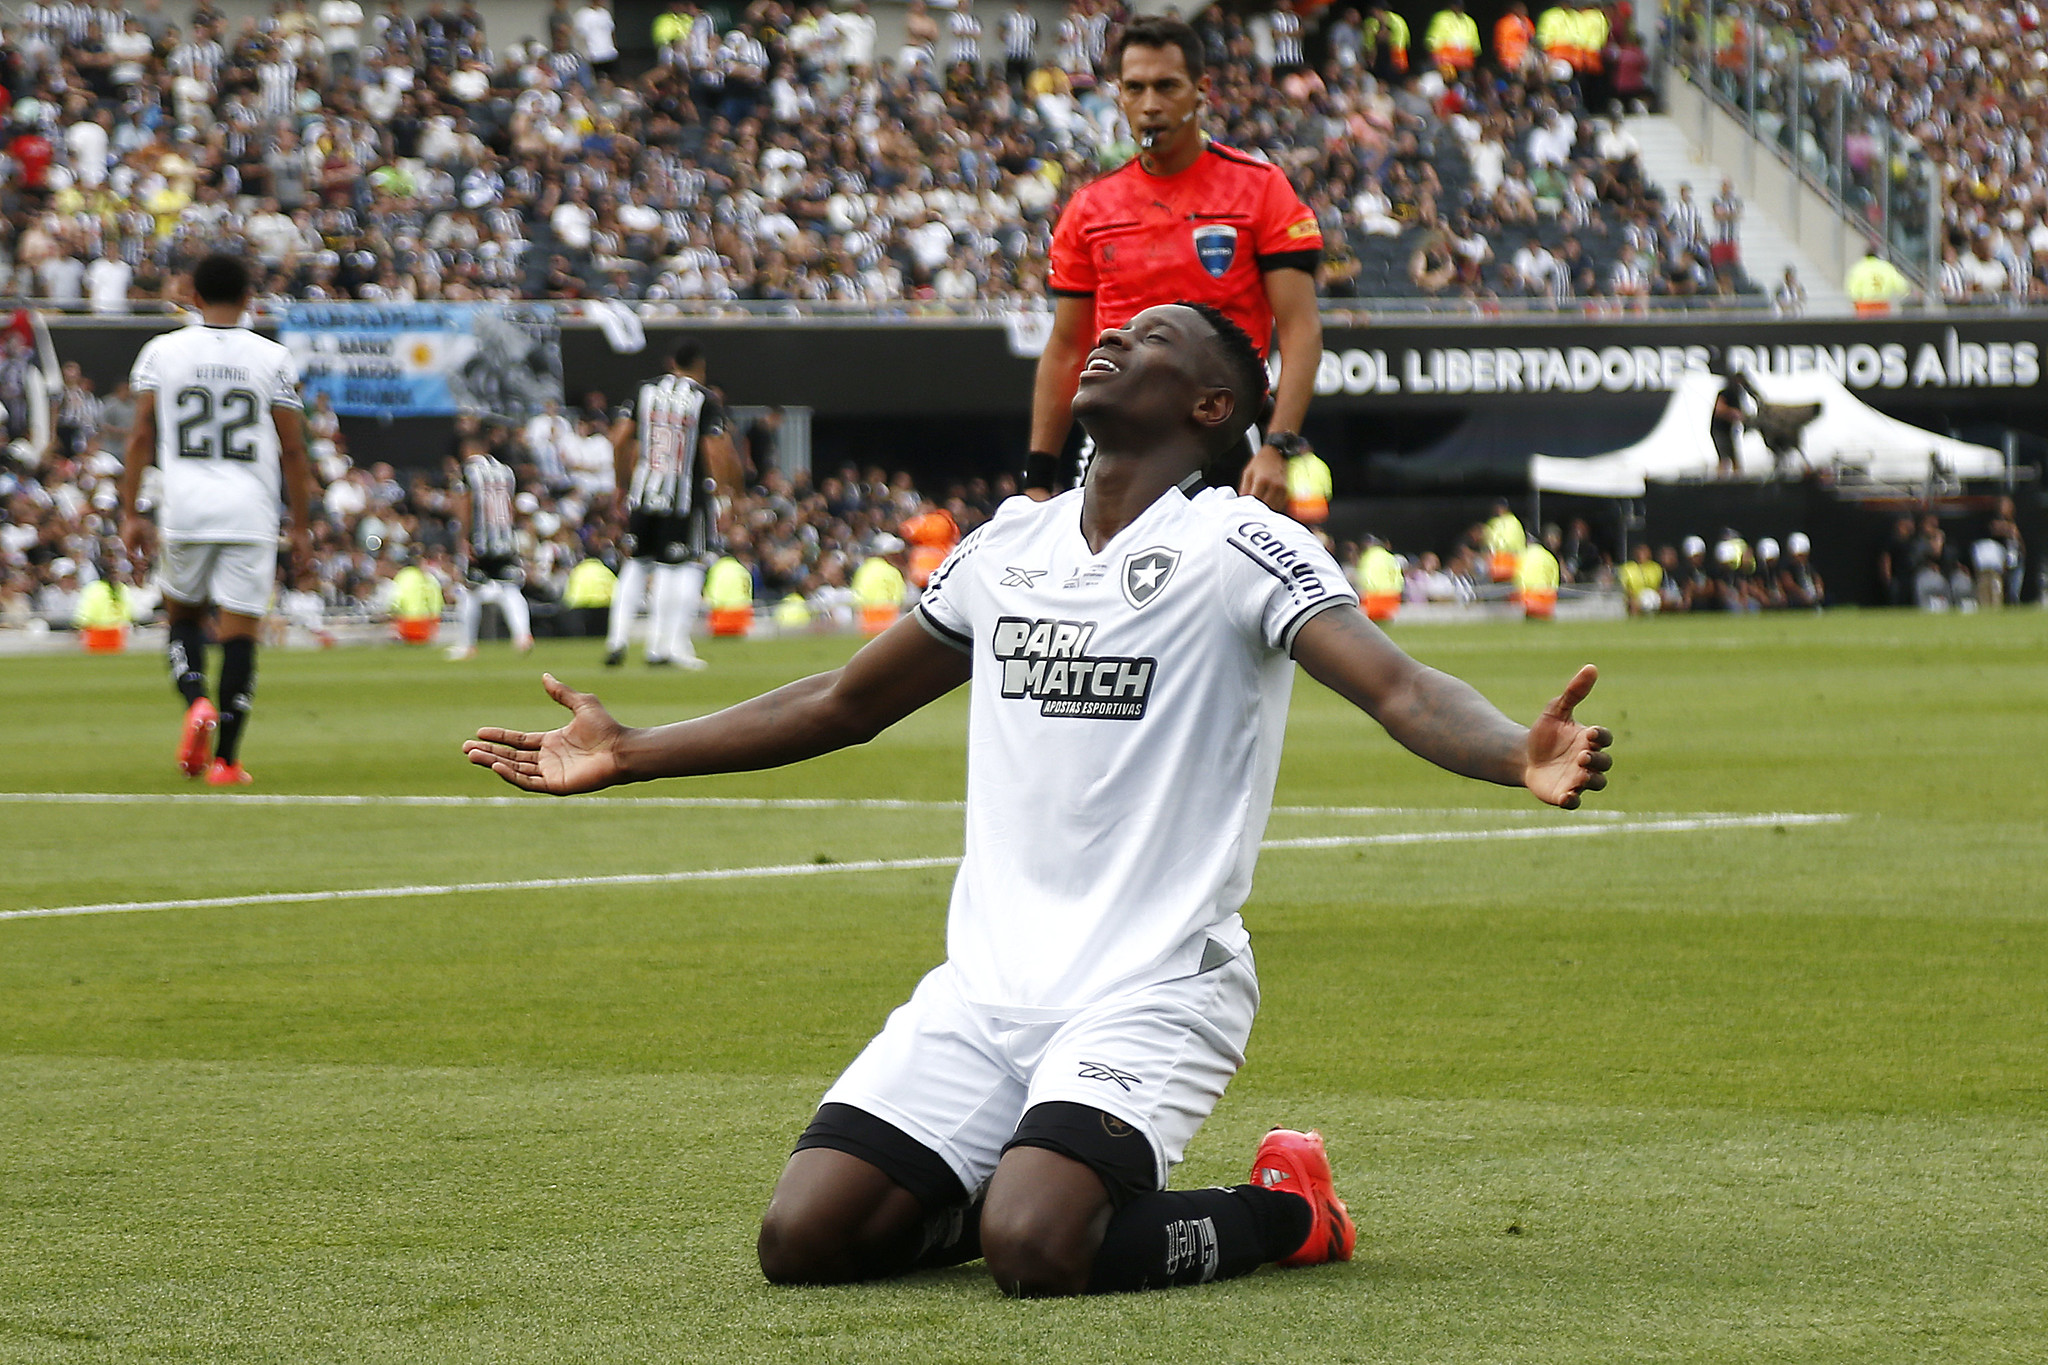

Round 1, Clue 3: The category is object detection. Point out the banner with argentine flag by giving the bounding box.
[281,303,562,419]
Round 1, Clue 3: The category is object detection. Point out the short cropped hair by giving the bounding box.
[1180,301,1274,441]
[1115,15,1205,81]
[191,253,253,306]
[671,339,705,371]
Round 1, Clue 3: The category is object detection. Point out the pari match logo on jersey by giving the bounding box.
[992,616,1158,720]
[1192,223,1239,278]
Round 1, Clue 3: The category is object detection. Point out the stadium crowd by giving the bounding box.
[0,0,1751,310]
[1680,0,2048,304]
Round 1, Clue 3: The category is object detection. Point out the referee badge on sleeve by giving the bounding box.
[1192,224,1239,278]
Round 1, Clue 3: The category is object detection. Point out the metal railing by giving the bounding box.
[1663,0,1942,287]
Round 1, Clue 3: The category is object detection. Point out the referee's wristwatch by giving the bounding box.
[1264,431,1310,457]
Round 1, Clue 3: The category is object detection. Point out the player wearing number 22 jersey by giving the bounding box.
[119,253,312,787]
[131,324,304,549]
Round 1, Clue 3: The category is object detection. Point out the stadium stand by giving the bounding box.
[1669,0,2048,301]
[0,0,1764,311]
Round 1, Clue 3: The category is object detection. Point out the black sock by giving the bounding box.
[168,622,209,705]
[214,639,257,764]
[1086,1185,1312,1293]
[909,1196,983,1271]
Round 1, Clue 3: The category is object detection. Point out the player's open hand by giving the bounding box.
[463,673,626,795]
[1522,664,1613,809]
[1241,444,1289,511]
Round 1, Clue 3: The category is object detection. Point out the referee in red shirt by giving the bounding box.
[1026,16,1324,508]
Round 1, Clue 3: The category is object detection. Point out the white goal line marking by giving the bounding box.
[1,812,1846,923]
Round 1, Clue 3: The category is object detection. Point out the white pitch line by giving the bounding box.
[0,791,965,812]
[1,812,1847,923]
[0,792,1625,819]
[1262,812,1848,851]
[0,856,965,922]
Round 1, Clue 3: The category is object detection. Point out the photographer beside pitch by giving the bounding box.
[465,303,1613,1297]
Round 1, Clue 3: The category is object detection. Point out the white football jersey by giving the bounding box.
[131,323,303,544]
[915,483,1355,1010]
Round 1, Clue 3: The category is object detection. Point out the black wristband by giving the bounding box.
[1024,450,1062,491]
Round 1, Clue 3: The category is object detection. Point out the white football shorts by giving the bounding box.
[160,539,278,618]
[819,948,1260,1196]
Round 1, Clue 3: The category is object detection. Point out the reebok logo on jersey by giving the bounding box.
[1001,566,1047,588]
[1077,1061,1143,1090]
[1121,547,1179,609]
[992,616,1156,720]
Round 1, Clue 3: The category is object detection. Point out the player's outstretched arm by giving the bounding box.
[463,615,974,794]
[1291,604,1612,808]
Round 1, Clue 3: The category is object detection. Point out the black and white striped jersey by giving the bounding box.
[615,373,727,517]
[463,453,520,560]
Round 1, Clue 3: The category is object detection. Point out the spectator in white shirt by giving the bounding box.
[85,245,133,312]
[320,0,364,74]
[1509,236,1559,297]
[573,0,619,72]
[551,186,597,252]
[64,108,111,188]
[837,0,877,68]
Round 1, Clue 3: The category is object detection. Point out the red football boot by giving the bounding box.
[204,759,252,787]
[1250,1128,1356,1268]
[177,698,218,778]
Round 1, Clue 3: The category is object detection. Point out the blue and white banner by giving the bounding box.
[281,303,563,419]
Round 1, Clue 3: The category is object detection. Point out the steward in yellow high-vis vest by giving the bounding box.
[1483,502,1526,582]
[1426,2,1480,70]
[1285,449,1333,525]
[705,555,756,636]
[390,563,445,643]
[851,541,907,636]
[1359,539,1403,622]
[562,556,617,609]
[74,574,139,652]
[1517,536,1560,619]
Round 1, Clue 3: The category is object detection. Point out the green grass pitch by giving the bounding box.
[3,610,2046,1363]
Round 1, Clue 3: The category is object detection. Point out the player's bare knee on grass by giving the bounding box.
[981,1148,1112,1298]
[757,1148,927,1285]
